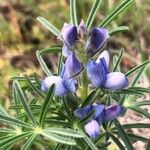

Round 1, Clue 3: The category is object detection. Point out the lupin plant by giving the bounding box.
[0,0,150,149]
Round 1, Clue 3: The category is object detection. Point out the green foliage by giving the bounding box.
[0,0,150,149]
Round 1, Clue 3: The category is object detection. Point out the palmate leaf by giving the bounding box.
[14,80,37,126]
[39,84,55,126]
[99,0,134,27]
[21,134,37,150]
[86,0,102,30]
[37,17,60,36]
[70,0,78,26]
[114,119,134,150]
[43,128,84,138]
[41,131,76,145]
[109,26,129,36]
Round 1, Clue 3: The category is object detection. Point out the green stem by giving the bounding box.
[81,70,88,100]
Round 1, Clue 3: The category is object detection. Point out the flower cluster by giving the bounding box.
[74,104,124,138]
[41,21,129,138]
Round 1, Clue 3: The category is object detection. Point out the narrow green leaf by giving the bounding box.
[114,119,134,150]
[86,0,102,29]
[121,123,150,129]
[62,97,74,122]
[131,100,150,106]
[44,119,71,127]
[36,50,51,76]
[125,60,150,76]
[113,48,124,72]
[37,17,60,36]
[38,47,62,56]
[99,0,134,27]
[24,75,45,99]
[14,80,37,125]
[127,133,148,143]
[128,106,150,119]
[83,132,99,150]
[109,26,129,36]
[0,132,32,150]
[146,139,150,150]
[41,131,76,145]
[0,105,9,116]
[131,67,146,87]
[58,52,63,75]
[81,89,100,107]
[21,134,37,150]
[0,128,14,133]
[117,89,143,96]
[70,0,78,26]
[110,133,125,150]
[39,84,55,126]
[0,114,33,128]
[43,128,84,138]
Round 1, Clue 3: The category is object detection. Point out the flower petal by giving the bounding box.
[84,120,100,139]
[87,59,107,88]
[74,105,92,119]
[96,50,110,67]
[86,28,109,56]
[61,23,78,47]
[79,20,87,39]
[41,76,68,96]
[65,52,83,77]
[104,105,124,122]
[92,104,105,123]
[62,44,72,57]
[105,72,129,90]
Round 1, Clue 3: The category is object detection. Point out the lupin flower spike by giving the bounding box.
[87,50,129,90]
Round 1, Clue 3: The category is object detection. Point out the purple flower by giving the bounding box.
[104,105,124,122]
[84,120,100,139]
[74,103,124,138]
[41,61,77,96]
[65,52,83,78]
[60,23,78,57]
[87,50,129,90]
[85,28,109,56]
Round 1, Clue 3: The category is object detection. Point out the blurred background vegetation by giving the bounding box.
[0,0,150,106]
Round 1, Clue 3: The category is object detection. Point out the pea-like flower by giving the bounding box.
[85,28,109,56]
[41,52,82,96]
[74,103,124,138]
[65,52,83,78]
[87,50,129,90]
[60,23,78,57]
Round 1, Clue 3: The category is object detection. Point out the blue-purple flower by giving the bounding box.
[87,50,129,90]
[60,23,78,57]
[74,103,124,138]
[85,28,109,56]
[65,52,83,78]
